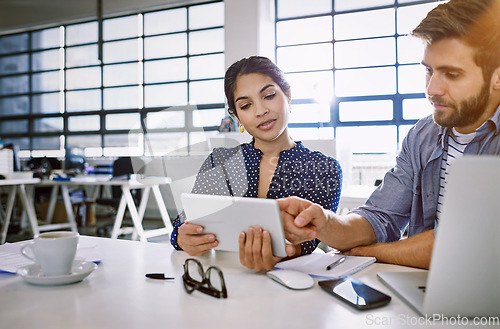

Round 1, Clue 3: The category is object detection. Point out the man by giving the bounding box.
[279,0,500,269]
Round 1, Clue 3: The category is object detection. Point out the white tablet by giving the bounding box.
[181,193,287,257]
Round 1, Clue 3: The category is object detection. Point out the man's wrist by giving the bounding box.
[317,209,336,244]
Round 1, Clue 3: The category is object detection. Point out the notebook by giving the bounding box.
[377,156,500,317]
[275,252,375,279]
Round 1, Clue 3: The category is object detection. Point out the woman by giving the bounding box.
[171,56,342,271]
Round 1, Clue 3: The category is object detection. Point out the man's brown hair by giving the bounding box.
[412,0,500,81]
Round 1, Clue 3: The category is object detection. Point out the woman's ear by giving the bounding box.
[229,107,238,119]
[285,90,292,104]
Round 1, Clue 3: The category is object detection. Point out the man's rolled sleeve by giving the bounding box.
[351,205,408,242]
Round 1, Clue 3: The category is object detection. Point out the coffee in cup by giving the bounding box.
[21,231,79,276]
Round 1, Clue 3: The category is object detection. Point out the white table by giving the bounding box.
[0,178,42,244]
[0,236,486,329]
[38,176,172,242]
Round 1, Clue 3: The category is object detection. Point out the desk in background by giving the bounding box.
[38,176,172,242]
[0,178,43,244]
[0,236,480,329]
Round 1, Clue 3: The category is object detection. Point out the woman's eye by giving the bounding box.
[264,93,276,100]
[239,103,250,110]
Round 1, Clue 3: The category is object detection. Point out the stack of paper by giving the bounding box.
[275,252,375,279]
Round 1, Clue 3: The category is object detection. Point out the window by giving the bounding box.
[275,0,439,155]
[0,0,224,158]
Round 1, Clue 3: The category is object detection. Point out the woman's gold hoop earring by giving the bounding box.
[239,125,245,133]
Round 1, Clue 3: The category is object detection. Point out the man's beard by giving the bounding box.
[430,82,490,128]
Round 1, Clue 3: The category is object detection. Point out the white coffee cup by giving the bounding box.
[21,231,79,276]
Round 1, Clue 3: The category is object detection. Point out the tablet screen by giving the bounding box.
[181,193,287,257]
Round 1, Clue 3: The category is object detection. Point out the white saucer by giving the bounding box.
[17,260,98,286]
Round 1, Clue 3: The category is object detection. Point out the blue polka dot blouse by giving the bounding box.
[170,141,342,255]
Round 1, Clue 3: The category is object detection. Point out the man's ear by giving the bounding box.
[491,66,500,90]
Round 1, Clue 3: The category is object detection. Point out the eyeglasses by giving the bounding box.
[182,258,228,299]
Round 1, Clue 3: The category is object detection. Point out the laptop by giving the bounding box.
[377,156,500,317]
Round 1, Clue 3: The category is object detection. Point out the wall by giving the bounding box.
[224,0,275,68]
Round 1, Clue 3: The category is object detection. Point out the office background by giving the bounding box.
[0,0,440,185]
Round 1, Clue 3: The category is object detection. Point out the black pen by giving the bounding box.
[326,256,346,271]
[145,273,175,280]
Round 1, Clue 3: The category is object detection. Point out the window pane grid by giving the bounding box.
[275,0,437,152]
[0,0,224,156]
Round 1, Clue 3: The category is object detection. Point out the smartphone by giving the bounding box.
[319,276,391,310]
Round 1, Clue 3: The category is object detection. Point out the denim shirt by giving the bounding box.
[351,105,500,242]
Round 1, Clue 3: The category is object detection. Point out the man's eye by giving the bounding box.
[445,72,460,79]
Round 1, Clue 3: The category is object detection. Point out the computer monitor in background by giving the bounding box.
[65,147,86,173]
[2,143,21,171]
